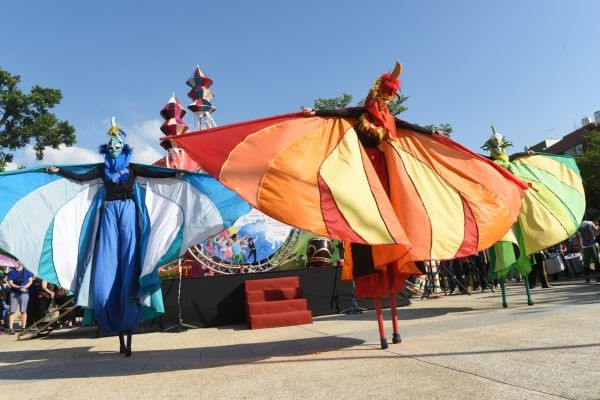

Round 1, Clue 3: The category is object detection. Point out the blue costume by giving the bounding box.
[0,117,251,355]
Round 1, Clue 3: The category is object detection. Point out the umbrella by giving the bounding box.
[0,254,18,268]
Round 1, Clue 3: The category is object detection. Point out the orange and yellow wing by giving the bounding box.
[168,113,527,263]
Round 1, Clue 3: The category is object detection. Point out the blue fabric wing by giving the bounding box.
[0,164,105,294]
[132,164,252,315]
[0,164,251,317]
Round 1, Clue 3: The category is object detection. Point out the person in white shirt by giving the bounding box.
[579,218,600,283]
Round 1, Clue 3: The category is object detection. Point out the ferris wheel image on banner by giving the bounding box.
[188,208,303,274]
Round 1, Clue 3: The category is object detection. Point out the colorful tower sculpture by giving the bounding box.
[187,66,217,130]
[159,94,189,168]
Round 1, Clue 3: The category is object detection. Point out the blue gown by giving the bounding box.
[0,154,251,333]
[94,199,142,332]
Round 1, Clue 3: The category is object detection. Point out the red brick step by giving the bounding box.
[248,310,313,330]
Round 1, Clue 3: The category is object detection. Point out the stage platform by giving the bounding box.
[142,266,410,330]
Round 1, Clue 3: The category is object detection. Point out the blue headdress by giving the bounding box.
[98,117,133,183]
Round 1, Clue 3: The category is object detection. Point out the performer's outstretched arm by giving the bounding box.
[309,107,436,135]
[394,118,434,135]
[48,166,103,181]
[313,107,363,119]
[509,151,534,161]
[132,164,181,178]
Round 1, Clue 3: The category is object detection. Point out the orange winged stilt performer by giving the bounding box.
[163,62,528,348]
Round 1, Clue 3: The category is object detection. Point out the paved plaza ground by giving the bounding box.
[0,279,598,400]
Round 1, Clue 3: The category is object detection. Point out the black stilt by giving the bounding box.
[125,332,132,357]
[118,331,126,354]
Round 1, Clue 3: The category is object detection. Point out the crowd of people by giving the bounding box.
[0,261,71,336]
[408,217,600,296]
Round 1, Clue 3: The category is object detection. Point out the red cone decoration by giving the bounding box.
[187,66,216,114]
[160,94,189,136]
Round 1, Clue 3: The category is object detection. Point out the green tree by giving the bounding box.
[313,93,354,111]
[424,123,453,137]
[315,92,409,116]
[578,131,600,217]
[0,67,75,171]
[313,93,453,135]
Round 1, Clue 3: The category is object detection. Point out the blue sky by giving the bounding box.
[3,0,600,167]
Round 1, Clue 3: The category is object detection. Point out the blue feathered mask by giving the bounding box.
[98,117,133,183]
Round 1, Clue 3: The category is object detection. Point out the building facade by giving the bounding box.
[527,122,599,156]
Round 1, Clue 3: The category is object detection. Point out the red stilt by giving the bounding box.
[374,297,388,349]
[389,292,401,344]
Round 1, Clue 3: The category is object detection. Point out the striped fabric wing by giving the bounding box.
[169,113,527,262]
[0,165,250,313]
[508,154,585,255]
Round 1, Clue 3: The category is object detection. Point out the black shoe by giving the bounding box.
[586,277,591,283]
[125,348,132,357]
[6,329,15,335]
[119,345,126,354]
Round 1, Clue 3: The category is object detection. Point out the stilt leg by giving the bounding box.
[524,276,534,306]
[389,293,401,344]
[118,331,126,354]
[500,277,508,308]
[125,332,132,357]
[374,297,387,349]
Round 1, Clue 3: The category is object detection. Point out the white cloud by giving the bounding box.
[5,118,168,169]
[121,119,165,165]
[9,145,103,169]
[5,161,19,171]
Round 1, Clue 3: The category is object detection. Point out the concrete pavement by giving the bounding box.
[0,279,598,400]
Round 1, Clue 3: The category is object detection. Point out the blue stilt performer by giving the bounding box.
[0,117,251,357]
[49,118,184,356]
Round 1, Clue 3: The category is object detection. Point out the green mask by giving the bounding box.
[108,136,123,158]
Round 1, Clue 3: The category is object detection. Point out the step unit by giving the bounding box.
[245,276,313,329]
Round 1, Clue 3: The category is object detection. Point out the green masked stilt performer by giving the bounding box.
[482,126,586,307]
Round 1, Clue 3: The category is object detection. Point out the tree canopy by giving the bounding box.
[313,93,452,134]
[0,67,75,171]
[313,93,354,111]
[424,123,453,137]
[578,131,600,217]
[314,93,409,116]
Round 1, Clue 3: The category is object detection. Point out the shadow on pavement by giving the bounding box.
[399,342,600,358]
[0,335,364,381]
[314,307,475,322]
